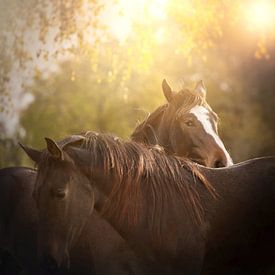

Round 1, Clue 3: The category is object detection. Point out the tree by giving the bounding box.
[2,0,275,166]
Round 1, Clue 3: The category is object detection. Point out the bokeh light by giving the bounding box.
[245,1,275,31]
[103,0,168,42]
[1,0,275,166]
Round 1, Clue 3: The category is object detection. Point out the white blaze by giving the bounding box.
[190,106,233,166]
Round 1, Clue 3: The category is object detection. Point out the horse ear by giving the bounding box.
[194,80,207,98]
[19,143,42,163]
[45,137,63,160]
[60,135,85,149]
[162,79,175,103]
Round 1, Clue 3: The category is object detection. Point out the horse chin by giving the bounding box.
[57,235,72,269]
[39,238,70,271]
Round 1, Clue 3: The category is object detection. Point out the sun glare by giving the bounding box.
[103,0,168,43]
[246,1,275,30]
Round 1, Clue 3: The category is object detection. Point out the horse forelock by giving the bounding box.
[131,89,214,153]
[33,151,55,198]
[174,88,212,118]
[33,148,79,199]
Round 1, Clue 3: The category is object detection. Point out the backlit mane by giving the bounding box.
[35,132,216,242]
[173,88,212,117]
[80,132,216,234]
[131,104,167,144]
[130,88,214,147]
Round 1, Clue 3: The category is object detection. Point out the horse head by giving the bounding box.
[137,79,233,167]
[20,136,95,271]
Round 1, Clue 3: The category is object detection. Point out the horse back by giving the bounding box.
[200,156,275,274]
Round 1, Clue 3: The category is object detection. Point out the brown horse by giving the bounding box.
[131,80,233,167]
[0,167,145,275]
[0,79,232,273]
[22,132,275,274]
[24,133,211,274]
[0,167,44,275]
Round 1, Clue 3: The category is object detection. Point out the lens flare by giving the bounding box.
[103,0,168,43]
[245,1,275,30]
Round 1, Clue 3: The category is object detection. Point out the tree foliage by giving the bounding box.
[1,0,275,166]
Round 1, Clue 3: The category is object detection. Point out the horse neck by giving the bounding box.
[134,107,174,150]
[88,165,116,199]
[155,106,175,151]
[131,105,168,147]
[68,146,116,199]
[89,154,207,250]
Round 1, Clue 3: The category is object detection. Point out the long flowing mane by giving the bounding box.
[80,132,216,231]
[36,132,216,242]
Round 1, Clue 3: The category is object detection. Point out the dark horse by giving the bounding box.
[0,167,144,275]
[0,167,39,274]
[0,79,232,273]
[22,132,275,274]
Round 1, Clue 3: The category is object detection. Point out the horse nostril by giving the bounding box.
[41,255,58,272]
[214,159,226,168]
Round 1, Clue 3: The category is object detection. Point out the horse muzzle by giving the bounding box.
[40,254,59,273]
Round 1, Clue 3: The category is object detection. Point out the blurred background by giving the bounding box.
[0,0,275,166]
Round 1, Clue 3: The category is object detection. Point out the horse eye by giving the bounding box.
[50,188,67,199]
[185,120,194,127]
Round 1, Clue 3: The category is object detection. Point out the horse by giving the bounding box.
[0,167,44,275]
[0,167,145,275]
[23,133,211,274]
[22,132,275,274]
[0,78,233,273]
[202,157,275,274]
[131,79,233,167]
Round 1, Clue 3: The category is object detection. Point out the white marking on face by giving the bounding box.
[190,106,233,166]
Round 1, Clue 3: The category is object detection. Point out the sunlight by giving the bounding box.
[155,28,165,44]
[245,1,275,30]
[103,0,168,43]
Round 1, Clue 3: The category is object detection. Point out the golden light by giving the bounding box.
[155,28,165,44]
[245,1,275,30]
[103,0,168,43]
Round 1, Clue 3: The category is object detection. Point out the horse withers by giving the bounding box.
[22,132,275,274]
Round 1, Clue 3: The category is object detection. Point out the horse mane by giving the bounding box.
[170,87,213,117]
[35,131,216,243]
[77,132,216,237]
[130,87,214,147]
[130,104,167,145]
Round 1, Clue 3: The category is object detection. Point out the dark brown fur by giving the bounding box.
[36,132,215,231]
[1,82,224,274]
[34,135,275,274]
[32,132,219,274]
[0,167,145,274]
